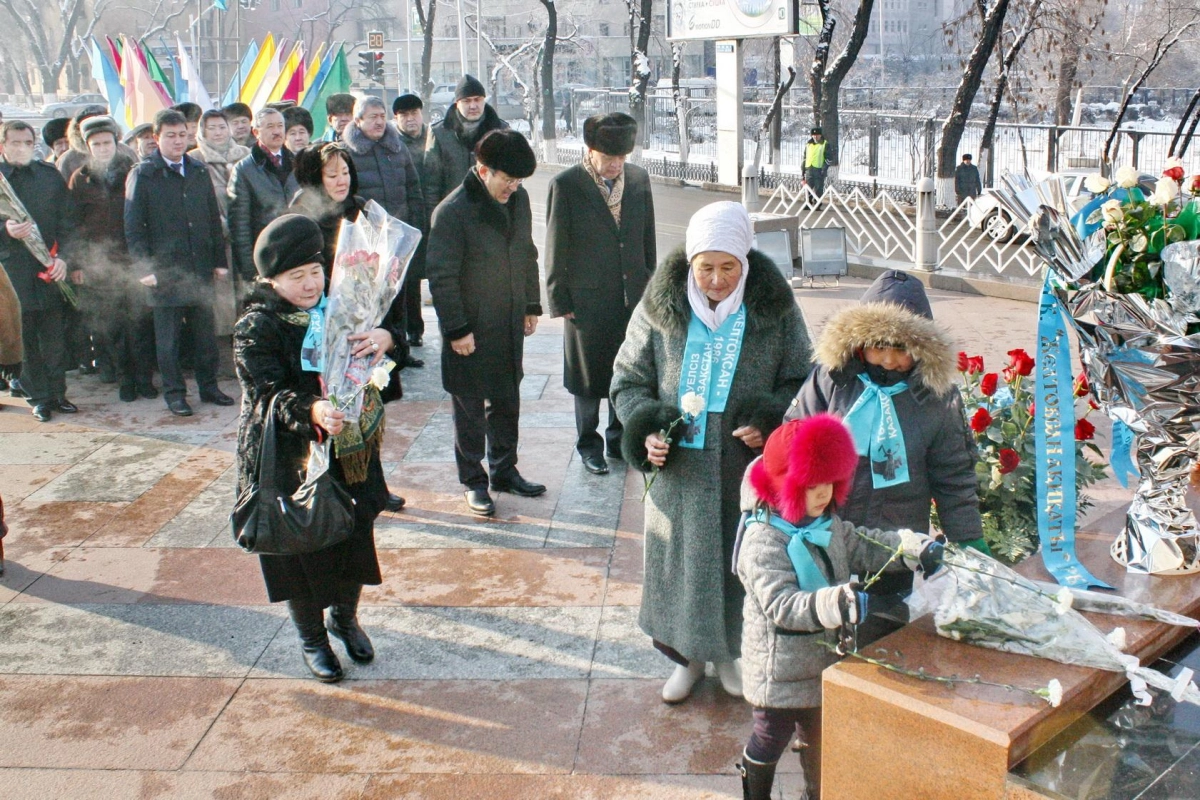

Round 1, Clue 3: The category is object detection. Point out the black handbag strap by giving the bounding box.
[256,392,283,493]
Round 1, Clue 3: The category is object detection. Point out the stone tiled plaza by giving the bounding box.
[0,179,1136,799]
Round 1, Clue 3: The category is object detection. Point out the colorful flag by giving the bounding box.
[214,0,228,9]
[142,43,176,102]
[222,41,259,107]
[90,37,125,123]
[120,35,169,127]
[160,37,184,103]
[266,42,303,104]
[239,33,276,105]
[304,45,349,138]
[299,42,326,104]
[106,36,123,77]
[177,35,213,110]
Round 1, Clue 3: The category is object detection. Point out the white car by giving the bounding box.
[966,170,1158,243]
[426,84,457,123]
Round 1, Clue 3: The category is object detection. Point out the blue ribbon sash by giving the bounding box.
[753,510,833,592]
[843,374,910,489]
[677,306,747,449]
[1035,276,1113,589]
[300,296,327,373]
[1110,419,1138,489]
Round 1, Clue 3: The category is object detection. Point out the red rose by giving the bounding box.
[997,448,1020,474]
[1164,165,1186,181]
[957,351,970,373]
[1028,401,1036,418]
[1190,175,1200,194]
[1075,418,1096,440]
[1006,348,1035,377]
[970,407,993,433]
[1089,398,1100,410]
[968,355,984,375]
[979,373,999,397]
[1074,373,1090,398]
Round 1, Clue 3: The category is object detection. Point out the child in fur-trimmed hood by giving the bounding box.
[734,413,944,800]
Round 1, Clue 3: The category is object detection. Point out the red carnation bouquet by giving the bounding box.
[953,347,1108,562]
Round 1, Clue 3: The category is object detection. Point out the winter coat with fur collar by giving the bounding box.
[424,104,508,209]
[610,246,813,662]
[341,121,424,231]
[784,292,982,591]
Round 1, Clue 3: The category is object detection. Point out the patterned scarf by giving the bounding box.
[582,154,624,225]
[278,308,384,485]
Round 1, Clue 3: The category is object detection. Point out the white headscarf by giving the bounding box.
[684,201,753,331]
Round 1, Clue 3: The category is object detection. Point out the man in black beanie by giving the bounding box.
[545,112,655,475]
[426,129,543,516]
[423,74,508,212]
[392,91,432,350]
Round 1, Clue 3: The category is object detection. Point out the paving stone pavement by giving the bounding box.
[0,196,1138,798]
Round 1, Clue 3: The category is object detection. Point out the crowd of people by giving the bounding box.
[0,76,993,800]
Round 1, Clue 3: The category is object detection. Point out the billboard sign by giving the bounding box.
[667,0,798,41]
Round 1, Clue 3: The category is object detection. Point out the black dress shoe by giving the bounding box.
[9,380,28,398]
[55,399,78,414]
[605,448,624,462]
[31,404,52,422]
[403,354,425,369]
[118,385,138,402]
[491,473,547,497]
[464,488,495,516]
[138,384,159,400]
[200,389,236,406]
[167,399,194,417]
[384,493,406,512]
[408,334,423,347]
[581,453,610,475]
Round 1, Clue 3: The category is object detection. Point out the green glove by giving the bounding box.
[959,537,992,556]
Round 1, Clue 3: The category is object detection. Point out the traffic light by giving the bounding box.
[372,52,385,82]
[358,51,374,80]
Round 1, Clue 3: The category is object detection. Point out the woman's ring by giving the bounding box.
[371,341,378,350]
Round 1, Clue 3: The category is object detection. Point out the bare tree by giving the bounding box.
[978,0,1042,185]
[538,0,557,160]
[413,0,437,100]
[625,0,652,150]
[807,0,876,168]
[670,41,693,163]
[936,0,1011,203]
[0,0,110,95]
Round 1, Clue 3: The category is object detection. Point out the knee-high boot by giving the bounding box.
[326,584,374,664]
[286,598,343,682]
[738,750,777,800]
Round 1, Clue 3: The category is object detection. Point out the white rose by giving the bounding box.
[1107,627,1127,651]
[1046,679,1063,708]
[369,362,395,390]
[1115,166,1140,189]
[680,391,706,418]
[1155,176,1179,201]
[1100,199,1124,224]
[1054,587,1074,615]
[1084,174,1110,194]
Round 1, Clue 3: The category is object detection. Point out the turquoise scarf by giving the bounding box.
[299,296,327,373]
[677,305,747,449]
[753,510,833,591]
[843,373,910,489]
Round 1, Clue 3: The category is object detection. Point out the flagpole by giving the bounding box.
[405,3,413,91]
[236,0,243,103]
[456,0,467,75]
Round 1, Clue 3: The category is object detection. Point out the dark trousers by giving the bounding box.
[452,392,520,490]
[574,394,622,458]
[804,167,826,200]
[105,306,156,390]
[153,304,219,401]
[19,302,67,406]
[404,275,425,340]
[747,706,822,792]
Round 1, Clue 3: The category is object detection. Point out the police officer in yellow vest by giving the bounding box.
[804,127,832,200]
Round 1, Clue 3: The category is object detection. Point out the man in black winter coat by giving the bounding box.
[343,96,426,369]
[545,113,656,475]
[423,75,509,212]
[125,109,235,417]
[0,120,77,422]
[392,92,432,349]
[227,107,300,282]
[954,154,982,205]
[427,130,544,517]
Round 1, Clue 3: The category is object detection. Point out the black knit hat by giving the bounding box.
[393,93,423,114]
[254,214,325,278]
[79,115,121,143]
[583,112,637,156]
[454,74,487,101]
[475,129,536,179]
[42,118,70,147]
[283,106,314,135]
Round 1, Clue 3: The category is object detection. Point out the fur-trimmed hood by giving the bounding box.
[814,300,956,397]
[642,245,796,336]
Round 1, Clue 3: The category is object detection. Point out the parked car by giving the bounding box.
[967,169,1159,243]
[41,93,108,119]
[426,84,457,123]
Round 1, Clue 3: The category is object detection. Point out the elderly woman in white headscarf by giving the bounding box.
[611,201,813,704]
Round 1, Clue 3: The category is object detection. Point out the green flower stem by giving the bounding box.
[641,416,684,502]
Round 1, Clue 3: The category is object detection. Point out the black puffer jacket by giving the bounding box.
[227,144,300,280]
[233,284,386,605]
[341,122,424,230]
[424,104,508,210]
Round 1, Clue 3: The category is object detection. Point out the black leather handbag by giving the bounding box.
[231,393,355,555]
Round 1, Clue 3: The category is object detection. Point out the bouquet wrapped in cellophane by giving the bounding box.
[927,546,1200,707]
[0,170,76,308]
[322,199,421,423]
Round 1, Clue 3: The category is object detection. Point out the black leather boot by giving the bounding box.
[738,751,778,800]
[287,599,344,682]
[327,586,374,664]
